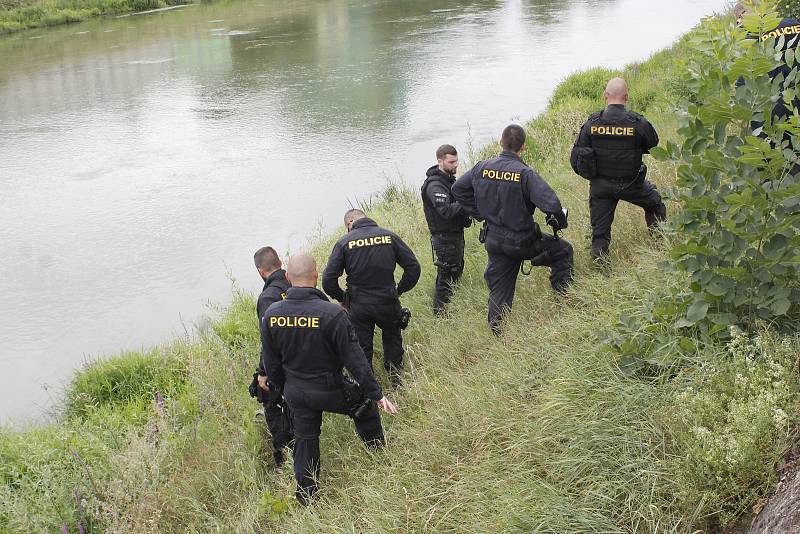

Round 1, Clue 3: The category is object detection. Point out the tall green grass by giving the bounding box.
[0,0,189,34]
[2,28,799,533]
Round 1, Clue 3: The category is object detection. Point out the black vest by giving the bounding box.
[588,110,642,178]
[421,171,464,234]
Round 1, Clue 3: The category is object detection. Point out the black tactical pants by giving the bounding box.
[589,177,666,259]
[431,232,465,316]
[348,299,404,376]
[262,389,293,466]
[484,232,574,335]
[283,381,384,505]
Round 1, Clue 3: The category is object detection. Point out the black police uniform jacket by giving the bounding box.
[261,287,383,401]
[421,166,472,235]
[758,19,800,120]
[322,218,421,303]
[572,104,658,179]
[256,269,291,320]
[451,150,567,240]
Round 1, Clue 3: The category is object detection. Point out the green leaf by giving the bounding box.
[686,300,709,324]
[649,146,669,161]
[770,298,791,316]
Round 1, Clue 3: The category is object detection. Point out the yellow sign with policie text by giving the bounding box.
[590,125,635,136]
[269,316,321,328]
[347,235,392,249]
[482,169,521,182]
[761,24,800,41]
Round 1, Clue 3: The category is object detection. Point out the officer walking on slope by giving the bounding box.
[452,124,573,335]
[570,77,666,262]
[261,253,398,505]
[322,209,421,386]
[421,144,472,316]
[250,246,293,468]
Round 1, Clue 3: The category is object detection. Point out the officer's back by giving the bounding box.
[459,151,564,237]
[264,289,373,387]
[322,210,420,303]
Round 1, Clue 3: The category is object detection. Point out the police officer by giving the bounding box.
[322,209,421,385]
[262,253,398,505]
[452,124,573,335]
[736,1,800,164]
[252,246,293,467]
[571,77,666,261]
[422,144,472,316]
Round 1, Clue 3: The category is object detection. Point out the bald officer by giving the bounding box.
[261,253,397,505]
[571,77,666,261]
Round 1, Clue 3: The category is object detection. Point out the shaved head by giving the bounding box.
[604,77,629,105]
[344,208,365,226]
[286,253,318,287]
[344,208,366,231]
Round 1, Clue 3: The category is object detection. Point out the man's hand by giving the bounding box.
[377,396,398,415]
[257,375,269,391]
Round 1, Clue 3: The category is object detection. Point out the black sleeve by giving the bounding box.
[451,166,479,218]
[524,169,565,226]
[330,312,382,400]
[321,242,346,302]
[257,317,267,376]
[256,287,281,320]
[574,120,592,148]
[638,117,659,153]
[393,233,421,296]
[425,182,466,220]
[260,316,285,389]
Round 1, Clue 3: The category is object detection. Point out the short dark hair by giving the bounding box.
[436,144,457,160]
[344,208,366,226]
[500,124,526,152]
[254,246,281,271]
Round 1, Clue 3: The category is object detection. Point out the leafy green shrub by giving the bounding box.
[65,346,188,418]
[653,1,800,332]
[550,67,616,110]
[666,329,800,525]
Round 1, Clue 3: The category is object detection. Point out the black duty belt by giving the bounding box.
[285,371,343,388]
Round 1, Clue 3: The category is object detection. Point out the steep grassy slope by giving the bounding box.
[2,31,799,534]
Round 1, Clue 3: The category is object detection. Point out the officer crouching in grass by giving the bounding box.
[421,144,472,316]
[452,124,573,335]
[249,246,293,468]
[322,209,420,386]
[261,253,398,505]
[570,77,666,263]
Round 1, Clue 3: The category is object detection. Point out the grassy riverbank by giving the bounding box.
[3,20,800,534]
[0,0,189,34]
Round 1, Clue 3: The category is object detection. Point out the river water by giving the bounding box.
[0,0,722,424]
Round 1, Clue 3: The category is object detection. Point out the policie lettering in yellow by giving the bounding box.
[761,24,800,41]
[347,235,392,249]
[590,125,635,136]
[269,316,321,328]
[482,169,521,182]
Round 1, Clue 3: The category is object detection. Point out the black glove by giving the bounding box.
[545,208,569,232]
